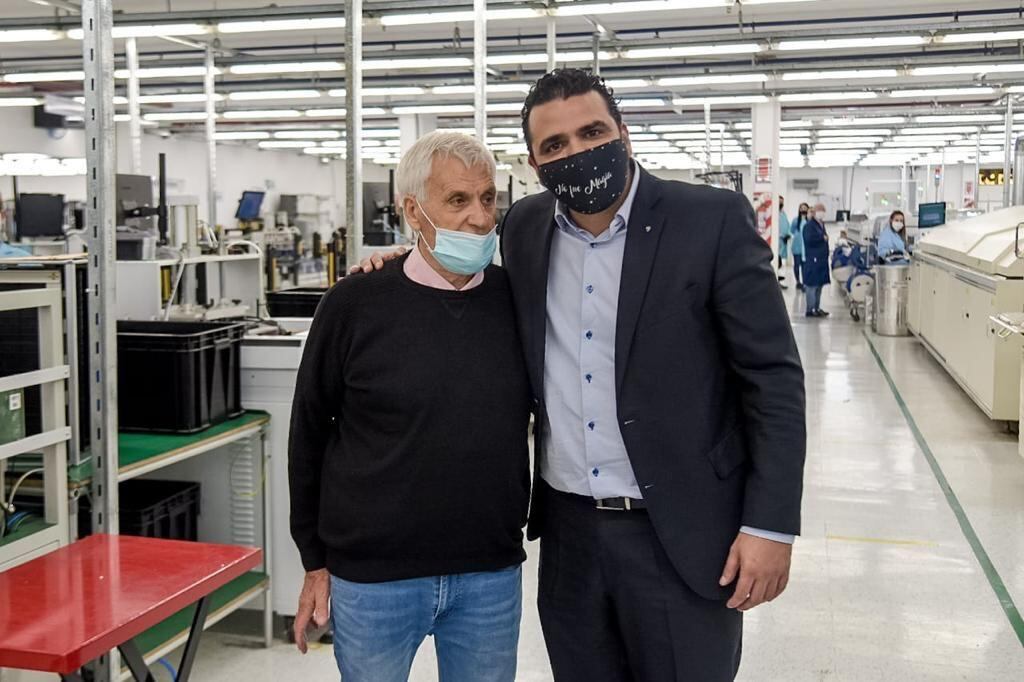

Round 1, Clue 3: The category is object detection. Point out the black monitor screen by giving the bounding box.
[16,194,65,238]
[236,191,265,220]
[835,210,851,222]
[116,173,154,229]
[918,202,946,228]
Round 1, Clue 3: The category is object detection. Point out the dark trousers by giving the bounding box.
[793,255,804,285]
[537,484,742,682]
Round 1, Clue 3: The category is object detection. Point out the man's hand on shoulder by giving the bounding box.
[719,532,793,612]
[348,246,409,275]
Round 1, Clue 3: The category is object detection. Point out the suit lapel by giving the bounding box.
[527,194,558,397]
[615,167,666,393]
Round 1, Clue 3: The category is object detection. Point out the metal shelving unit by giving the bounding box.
[0,286,70,571]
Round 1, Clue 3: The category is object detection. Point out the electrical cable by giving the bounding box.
[5,467,44,514]
[156,657,178,680]
[162,247,188,321]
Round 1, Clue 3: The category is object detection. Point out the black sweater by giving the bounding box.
[288,255,531,582]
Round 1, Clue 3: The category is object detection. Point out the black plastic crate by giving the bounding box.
[75,479,201,540]
[117,320,245,433]
[265,287,328,318]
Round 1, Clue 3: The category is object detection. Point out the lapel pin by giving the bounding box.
[645,225,652,233]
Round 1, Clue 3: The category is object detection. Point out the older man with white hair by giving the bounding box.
[288,131,530,682]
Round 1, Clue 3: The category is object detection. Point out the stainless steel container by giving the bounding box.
[873,263,911,336]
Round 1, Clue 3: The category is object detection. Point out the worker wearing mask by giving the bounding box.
[801,207,831,318]
[778,196,791,289]
[790,203,808,291]
[877,210,909,263]
[356,69,806,682]
[290,131,530,682]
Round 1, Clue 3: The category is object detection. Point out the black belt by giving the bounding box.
[548,485,648,512]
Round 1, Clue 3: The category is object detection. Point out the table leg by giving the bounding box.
[175,595,211,682]
[118,640,155,682]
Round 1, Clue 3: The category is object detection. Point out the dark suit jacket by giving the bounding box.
[500,167,806,601]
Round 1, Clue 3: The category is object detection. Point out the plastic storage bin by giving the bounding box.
[266,287,328,318]
[77,479,201,540]
[118,320,245,433]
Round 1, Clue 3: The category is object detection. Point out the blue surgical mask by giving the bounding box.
[416,200,497,276]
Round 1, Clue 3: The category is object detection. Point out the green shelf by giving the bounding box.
[131,570,269,662]
[0,518,53,549]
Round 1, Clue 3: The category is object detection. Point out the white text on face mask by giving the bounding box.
[556,171,614,199]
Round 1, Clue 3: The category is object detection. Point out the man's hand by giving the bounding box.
[348,246,409,274]
[719,532,792,612]
[294,568,330,653]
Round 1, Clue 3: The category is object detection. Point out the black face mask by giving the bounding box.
[537,138,630,215]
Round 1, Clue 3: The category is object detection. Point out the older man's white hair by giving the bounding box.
[395,131,496,204]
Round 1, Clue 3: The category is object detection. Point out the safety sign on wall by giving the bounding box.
[755,157,773,184]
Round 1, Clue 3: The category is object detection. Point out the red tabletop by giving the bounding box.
[0,534,262,674]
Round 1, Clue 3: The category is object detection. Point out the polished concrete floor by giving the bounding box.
[7,282,1024,681]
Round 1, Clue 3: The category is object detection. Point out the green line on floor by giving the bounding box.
[863,330,1024,647]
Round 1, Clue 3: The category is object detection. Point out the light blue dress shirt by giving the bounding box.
[541,162,794,545]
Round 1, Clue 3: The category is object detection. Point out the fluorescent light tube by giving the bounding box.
[328,87,426,97]
[381,9,544,26]
[114,66,219,79]
[143,112,210,121]
[223,109,303,119]
[433,84,531,95]
[626,44,761,59]
[817,128,892,137]
[824,116,906,126]
[273,130,341,139]
[782,69,898,81]
[941,31,1024,44]
[364,57,474,71]
[227,89,322,101]
[777,36,925,51]
[3,70,84,83]
[487,52,613,66]
[486,103,525,112]
[603,79,652,89]
[215,131,271,140]
[890,87,997,98]
[0,98,43,107]
[229,62,344,75]
[898,126,981,134]
[618,99,666,108]
[218,17,345,33]
[393,104,475,115]
[914,114,1004,124]
[911,64,1024,76]
[303,108,388,117]
[137,93,223,104]
[259,141,314,149]
[658,74,768,86]
[303,148,345,155]
[0,29,63,43]
[556,2,725,18]
[672,95,769,106]
[67,24,209,40]
[778,92,879,102]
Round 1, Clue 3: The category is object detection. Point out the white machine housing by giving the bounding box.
[908,206,1024,420]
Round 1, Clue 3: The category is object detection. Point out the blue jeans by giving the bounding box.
[330,564,522,682]
[806,284,822,314]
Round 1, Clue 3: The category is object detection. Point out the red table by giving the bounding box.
[0,534,262,681]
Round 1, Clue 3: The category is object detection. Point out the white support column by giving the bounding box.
[546,8,556,72]
[1004,96,1014,209]
[473,0,487,142]
[345,0,363,269]
[974,129,981,208]
[204,46,218,232]
[125,37,142,174]
[751,98,782,270]
[704,103,712,172]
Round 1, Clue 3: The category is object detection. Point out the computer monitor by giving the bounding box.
[835,210,851,222]
[236,191,265,220]
[16,194,65,238]
[116,174,155,230]
[918,202,946,228]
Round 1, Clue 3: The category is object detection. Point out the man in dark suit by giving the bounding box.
[355,68,805,681]
[499,69,806,681]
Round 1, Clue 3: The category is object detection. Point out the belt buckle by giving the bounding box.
[595,497,631,511]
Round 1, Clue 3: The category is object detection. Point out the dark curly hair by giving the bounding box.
[521,68,622,153]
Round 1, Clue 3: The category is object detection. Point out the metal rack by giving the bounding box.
[0,285,70,571]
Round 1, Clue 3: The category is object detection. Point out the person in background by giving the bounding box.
[801,206,830,318]
[790,203,809,291]
[877,210,909,262]
[289,131,530,682]
[777,196,791,289]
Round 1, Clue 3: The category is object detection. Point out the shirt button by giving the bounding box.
[585,330,593,340]
[586,285,594,294]
[592,468,600,477]
[590,243,597,249]
[588,421,595,431]
[585,373,593,383]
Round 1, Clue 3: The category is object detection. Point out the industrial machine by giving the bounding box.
[908,206,1024,420]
